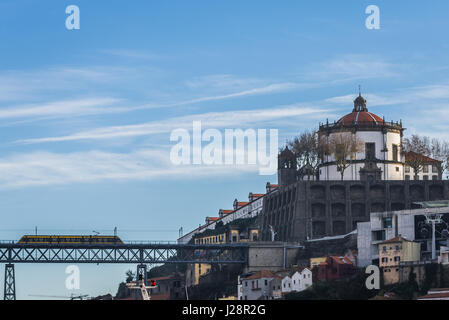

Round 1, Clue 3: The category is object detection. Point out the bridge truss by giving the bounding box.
[0,242,248,300]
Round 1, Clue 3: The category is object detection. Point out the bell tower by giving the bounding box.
[277,146,297,187]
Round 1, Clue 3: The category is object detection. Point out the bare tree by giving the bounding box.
[430,138,449,178]
[324,131,364,180]
[403,134,434,179]
[125,270,135,283]
[288,130,320,178]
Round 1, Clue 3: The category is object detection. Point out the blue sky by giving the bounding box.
[1,0,449,299]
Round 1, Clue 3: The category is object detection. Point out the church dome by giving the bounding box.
[337,110,384,126]
[336,91,384,126]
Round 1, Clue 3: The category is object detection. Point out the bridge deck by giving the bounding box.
[0,243,248,264]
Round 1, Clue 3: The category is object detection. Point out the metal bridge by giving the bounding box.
[0,241,249,300]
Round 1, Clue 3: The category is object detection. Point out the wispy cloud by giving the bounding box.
[0,98,121,120]
[0,149,259,189]
[326,84,449,107]
[307,54,400,80]
[16,104,330,144]
[0,66,125,102]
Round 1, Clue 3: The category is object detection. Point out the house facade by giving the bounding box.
[379,236,421,285]
[316,256,357,281]
[239,270,282,300]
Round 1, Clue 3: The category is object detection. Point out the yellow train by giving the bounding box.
[18,235,124,245]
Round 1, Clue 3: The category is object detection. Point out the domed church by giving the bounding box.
[318,90,404,181]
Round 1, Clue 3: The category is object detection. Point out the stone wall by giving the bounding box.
[244,242,303,273]
[260,180,449,242]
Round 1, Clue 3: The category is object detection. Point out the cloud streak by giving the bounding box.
[16,104,330,144]
[0,98,122,120]
[0,149,260,189]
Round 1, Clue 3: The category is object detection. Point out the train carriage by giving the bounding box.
[18,235,124,245]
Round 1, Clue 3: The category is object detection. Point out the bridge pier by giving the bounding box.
[4,264,16,300]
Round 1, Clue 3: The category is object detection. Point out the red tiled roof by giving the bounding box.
[337,111,384,126]
[250,194,265,198]
[207,217,220,221]
[403,151,440,164]
[244,270,282,280]
[237,202,249,207]
[220,210,234,214]
[329,256,353,265]
[380,235,414,244]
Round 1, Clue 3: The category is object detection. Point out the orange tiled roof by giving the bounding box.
[244,270,282,280]
[220,210,234,214]
[329,256,353,265]
[403,151,440,164]
[207,217,220,221]
[380,235,414,244]
[251,194,265,198]
[237,202,249,207]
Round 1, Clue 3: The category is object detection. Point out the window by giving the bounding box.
[365,143,375,160]
[373,230,386,241]
[423,165,429,173]
[382,246,387,252]
[265,280,268,286]
[396,167,400,172]
[394,256,400,262]
[392,144,398,162]
[414,175,419,180]
[405,166,410,173]
[423,175,429,180]
[395,245,400,251]
[383,217,392,229]
[433,175,438,180]
[405,175,410,180]
[432,165,438,173]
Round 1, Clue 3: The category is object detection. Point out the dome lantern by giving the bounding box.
[353,86,367,112]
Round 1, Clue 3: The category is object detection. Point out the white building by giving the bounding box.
[238,270,281,300]
[357,203,449,266]
[280,268,313,294]
[177,188,272,244]
[403,152,442,181]
[319,92,405,181]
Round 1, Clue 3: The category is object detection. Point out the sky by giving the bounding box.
[1,0,449,299]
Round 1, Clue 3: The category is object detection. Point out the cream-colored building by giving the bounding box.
[310,257,327,269]
[379,235,421,285]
